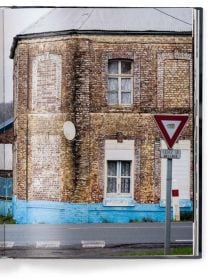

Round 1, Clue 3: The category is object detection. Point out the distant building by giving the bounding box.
[11,8,193,224]
[0,118,13,216]
[0,10,13,216]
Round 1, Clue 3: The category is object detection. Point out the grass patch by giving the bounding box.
[172,247,193,255]
[0,215,16,224]
[117,246,193,257]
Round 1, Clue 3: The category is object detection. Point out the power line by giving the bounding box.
[154,8,192,26]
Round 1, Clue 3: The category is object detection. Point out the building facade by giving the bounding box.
[11,8,193,224]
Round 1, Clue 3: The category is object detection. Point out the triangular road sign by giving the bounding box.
[154,115,189,149]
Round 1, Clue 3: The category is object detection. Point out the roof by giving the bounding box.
[21,7,192,34]
[10,7,192,58]
[0,118,14,133]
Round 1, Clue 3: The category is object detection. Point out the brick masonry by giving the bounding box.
[0,127,13,144]
[32,53,62,112]
[13,34,193,209]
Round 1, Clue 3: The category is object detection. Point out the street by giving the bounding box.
[0,222,193,257]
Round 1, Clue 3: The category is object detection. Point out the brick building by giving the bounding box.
[10,8,193,224]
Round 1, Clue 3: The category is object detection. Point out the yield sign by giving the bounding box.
[154,115,189,149]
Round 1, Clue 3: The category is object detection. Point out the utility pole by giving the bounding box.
[164,157,172,255]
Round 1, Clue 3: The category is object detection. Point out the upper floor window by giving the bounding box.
[107,60,133,105]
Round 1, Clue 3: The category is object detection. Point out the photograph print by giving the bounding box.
[0,7,202,258]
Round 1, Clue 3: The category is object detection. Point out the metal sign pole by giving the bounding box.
[165,157,172,255]
[154,114,189,255]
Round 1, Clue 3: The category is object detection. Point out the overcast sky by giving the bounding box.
[1,8,52,102]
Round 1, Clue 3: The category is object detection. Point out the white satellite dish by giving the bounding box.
[63,121,76,141]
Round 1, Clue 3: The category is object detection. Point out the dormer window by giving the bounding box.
[107,60,133,105]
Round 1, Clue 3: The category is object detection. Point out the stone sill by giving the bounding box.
[103,197,136,207]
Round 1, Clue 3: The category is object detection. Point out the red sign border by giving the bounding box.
[154,115,189,149]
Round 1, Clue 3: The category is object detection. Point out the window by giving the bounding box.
[0,177,13,199]
[107,161,131,194]
[0,144,12,170]
[104,140,134,206]
[107,60,133,105]
[0,144,13,200]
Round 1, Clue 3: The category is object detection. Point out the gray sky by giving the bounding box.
[1,8,51,102]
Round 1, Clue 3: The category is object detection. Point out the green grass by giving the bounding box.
[0,215,16,224]
[116,247,193,257]
[172,247,193,255]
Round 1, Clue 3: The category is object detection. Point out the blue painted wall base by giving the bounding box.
[12,196,192,224]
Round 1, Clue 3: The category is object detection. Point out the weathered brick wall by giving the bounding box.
[163,60,190,107]
[13,34,193,203]
[13,44,29,199]
[158,51,192,109]
[88,35,192,113]
[14,40,76,200]
[0,128,13,144]
[32,53,62,112]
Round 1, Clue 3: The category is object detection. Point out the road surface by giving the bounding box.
[0,222,192,247]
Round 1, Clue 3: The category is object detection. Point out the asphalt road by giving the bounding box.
[0,222,192,248]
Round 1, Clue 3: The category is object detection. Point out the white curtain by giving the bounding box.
[121,161,131,193]
[121,78,131,104]
[108,78,118,104]
[121,178,130,193]
[107,161,117,193]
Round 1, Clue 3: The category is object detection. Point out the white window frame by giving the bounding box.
[0,143,12,170]
[106,160,132,195]
[107,60,133,105]
[104,140,134,199]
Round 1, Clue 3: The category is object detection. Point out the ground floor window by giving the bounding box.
[0,143,13,199]
[107,160,131,194]
[104,140,134,205]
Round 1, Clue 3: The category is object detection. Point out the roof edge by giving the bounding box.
[10,29,192,59]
